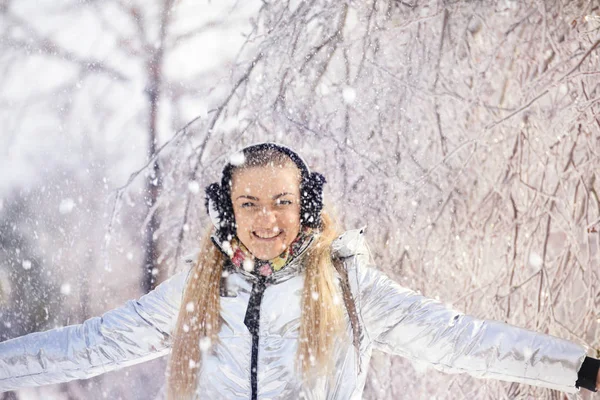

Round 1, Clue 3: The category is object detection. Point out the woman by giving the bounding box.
[0,142,598,399]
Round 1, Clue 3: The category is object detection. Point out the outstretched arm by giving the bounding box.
[0,268,189,392]
[354,264,590,394]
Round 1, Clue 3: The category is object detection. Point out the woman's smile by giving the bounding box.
[252,230,283,240]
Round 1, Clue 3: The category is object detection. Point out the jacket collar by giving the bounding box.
[183,226,369,285]
[222,235,315,285]
[331,226,368,259]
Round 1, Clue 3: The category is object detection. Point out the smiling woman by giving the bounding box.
[168,143,344,399]
[0,143,598,400]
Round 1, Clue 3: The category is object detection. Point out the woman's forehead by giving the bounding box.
[231,165,300,196]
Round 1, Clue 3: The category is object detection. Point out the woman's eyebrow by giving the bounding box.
[235,193,295,201]
[273,192,294,199]
[236,195,259,201]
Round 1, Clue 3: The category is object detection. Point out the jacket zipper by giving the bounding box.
[243,276,267,400]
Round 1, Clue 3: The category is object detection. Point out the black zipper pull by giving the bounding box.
[244,276,267,334]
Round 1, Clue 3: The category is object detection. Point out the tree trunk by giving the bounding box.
[141,0,174,293]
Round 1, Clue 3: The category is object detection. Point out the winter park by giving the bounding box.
[1,0,600,399]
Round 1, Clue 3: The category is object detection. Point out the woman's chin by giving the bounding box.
[250,244,287,261]
[253,250,282,261]
[247,236,289,260]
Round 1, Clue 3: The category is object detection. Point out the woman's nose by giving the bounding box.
[257,207,276,223]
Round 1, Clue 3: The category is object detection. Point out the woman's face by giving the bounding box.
[231,164,302,260]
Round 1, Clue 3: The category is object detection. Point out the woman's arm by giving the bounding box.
[0,267,190,392]
[353,264,589,393]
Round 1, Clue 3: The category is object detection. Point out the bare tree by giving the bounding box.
[2,0,600,399]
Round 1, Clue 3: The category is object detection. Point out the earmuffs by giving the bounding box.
[205,143,326,242]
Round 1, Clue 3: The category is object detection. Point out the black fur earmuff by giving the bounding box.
[205,143,326,242]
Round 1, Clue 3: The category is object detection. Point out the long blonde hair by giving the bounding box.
[167,160,344,399]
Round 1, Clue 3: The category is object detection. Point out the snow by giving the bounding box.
[229,151,246,166]
[199,337,212,352]
[242,258,254,272]
[1,1,598,399]
[221,240,233,256]
[60,283,71,295]
[529,253,543,268]
[187,180,201,194]
[342,87,356,104]
[58,198,75,214]
[186,301,195,312]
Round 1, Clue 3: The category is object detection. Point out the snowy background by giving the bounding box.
[1,0,599,399]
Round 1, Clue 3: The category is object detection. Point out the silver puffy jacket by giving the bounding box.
[0,229,588,398]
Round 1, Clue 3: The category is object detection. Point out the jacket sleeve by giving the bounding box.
[0,268,190,392]
[355,264,588,393]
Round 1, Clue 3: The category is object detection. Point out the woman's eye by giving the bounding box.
[241,202,255,208]
[276,199,293,206]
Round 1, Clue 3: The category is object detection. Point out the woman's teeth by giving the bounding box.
[253,231,281,239]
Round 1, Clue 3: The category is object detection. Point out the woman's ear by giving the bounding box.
[205,181,237,241]
[205,182,222,229]
[300,172,326,227]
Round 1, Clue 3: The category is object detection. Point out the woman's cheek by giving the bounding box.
[236,211,252,228]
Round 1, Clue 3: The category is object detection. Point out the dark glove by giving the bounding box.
[576,356,599,392]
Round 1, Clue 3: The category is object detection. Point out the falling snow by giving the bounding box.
[186,302,195,312]
[199,337,212,352]
[342,87,357,104]
[242,259,254,273]
[187,181,201,194]
[229,151,246,166]
[60,283,72,296]
[528,253,543,269]
[58,198,75,215]
[0,1,598,399]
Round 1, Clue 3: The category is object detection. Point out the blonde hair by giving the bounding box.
[167,162,344,399]
[167,228,224,399]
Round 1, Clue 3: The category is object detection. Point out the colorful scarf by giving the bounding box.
[227,226,314,277]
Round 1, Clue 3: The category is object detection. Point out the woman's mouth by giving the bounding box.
[252,231,283,241]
